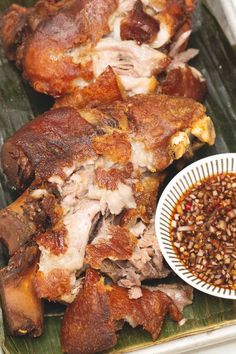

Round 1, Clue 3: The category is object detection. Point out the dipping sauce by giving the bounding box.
[170,173,236,289]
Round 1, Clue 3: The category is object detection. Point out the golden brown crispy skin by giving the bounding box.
[95,163,133,190]
[61,270,117,354]
[109,285,182,340]
[120,173,165,227]
[93,131,132,164]
[54,67,124,109]
[34,269,72,301]
[160,66,207,101]
[36,224,68,256]
[85,225,137,269]
[120,0,160,44]
[22,0,118,96]
[1,107,97,189]
[0,244,43,337]
[61,269,183,353]
[116,94,205,170]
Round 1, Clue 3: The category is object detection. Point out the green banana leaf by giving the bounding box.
[0,1,236,353]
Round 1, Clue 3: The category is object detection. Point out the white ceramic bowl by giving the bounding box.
[155,153,236,299]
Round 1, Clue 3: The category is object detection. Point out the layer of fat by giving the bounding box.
[131,141,156,172]
[119,75,158,95]
[88,182,136,215]
[30,189,49,199]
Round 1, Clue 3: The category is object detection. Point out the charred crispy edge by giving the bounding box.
[0,190,36,255]
[0,244,43,337]
[54,66,124,109]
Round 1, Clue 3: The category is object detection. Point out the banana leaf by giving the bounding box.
[0,1,236,353]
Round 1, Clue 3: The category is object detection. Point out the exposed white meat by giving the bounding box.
[93,38,168,78]
[117,0,137,14]
[119,75,158,95]
[88,182,136,215]
[128,286,143,299]
[169,30,192,57]
[168,48,199,71]
[131,141,156,171]
[129,220,169,277]
[38,199,100,276]
[129,221,147,238]
[61,167,94,216]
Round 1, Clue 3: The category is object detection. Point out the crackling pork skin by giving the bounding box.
[61,269,184,354]
[0,0,199,98]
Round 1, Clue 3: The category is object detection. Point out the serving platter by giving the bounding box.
[0,1,236,353]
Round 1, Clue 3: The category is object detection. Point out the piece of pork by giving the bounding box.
[145,283,193,312]
[0,243,43,337]
[86,214,170,292]
[54,66,124,109]
[0,0,119,97]
[0,95,215,303]
[0,0,196,97]
[120,0,160,44]
[35,198,101,301]
[61,269,183,354]
[1,107,98,191]
[159,64,207,101]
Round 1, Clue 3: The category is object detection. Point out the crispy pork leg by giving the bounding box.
[0,244,43,337]
[61,269,184,354]
[0,0,196,97]
[1,95,215,191]
[1,0,119,97]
